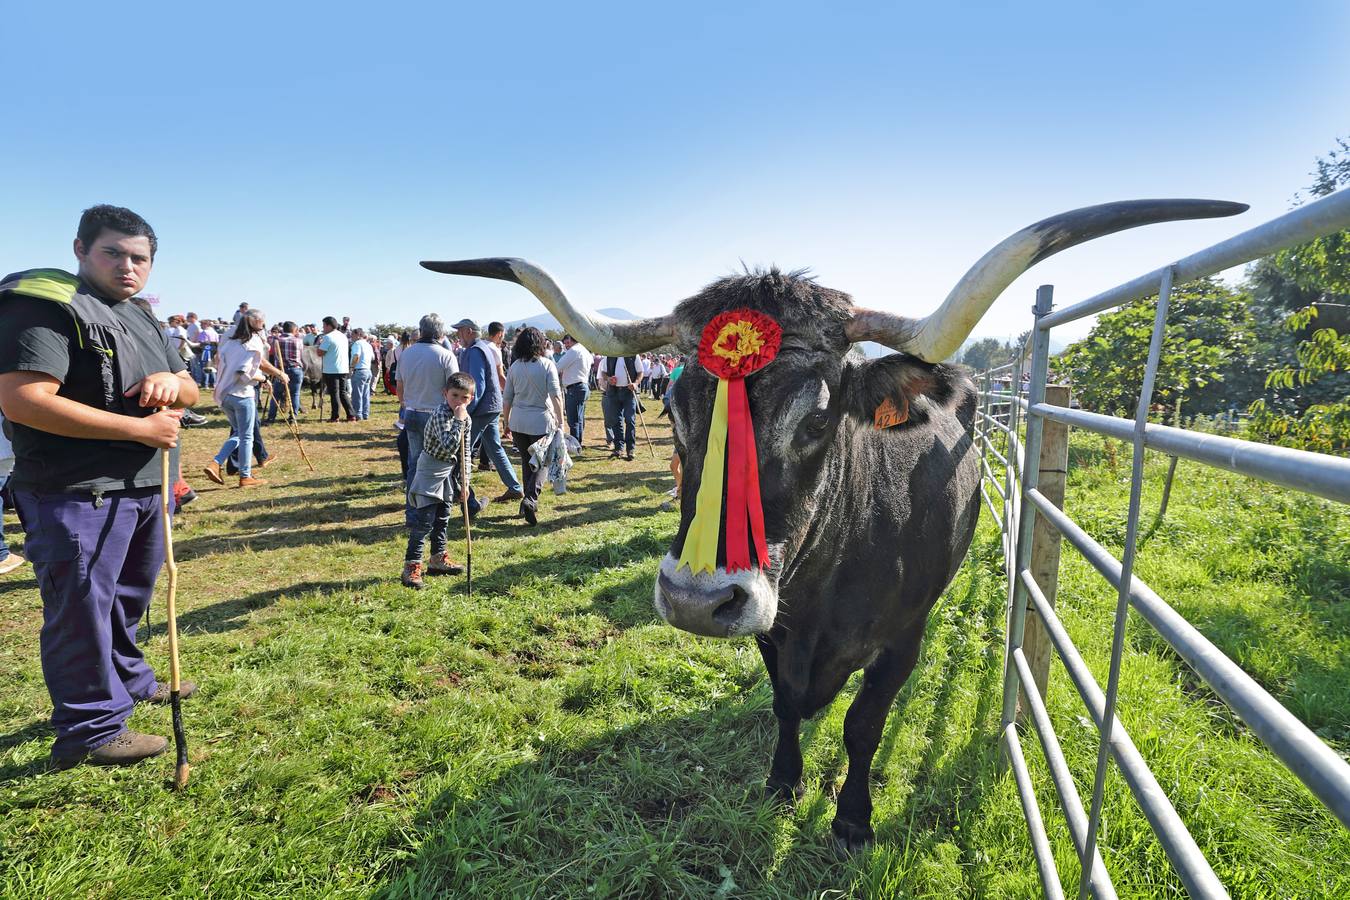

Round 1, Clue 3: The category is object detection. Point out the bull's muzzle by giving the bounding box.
[654,554,777,638]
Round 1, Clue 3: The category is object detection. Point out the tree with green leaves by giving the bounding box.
[1242,136,1350,453]
[959,336,1019,371]
[1053,276,1254,421]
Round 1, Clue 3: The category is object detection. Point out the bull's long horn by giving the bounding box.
[419,257,676,355]
[845,199,1249,362]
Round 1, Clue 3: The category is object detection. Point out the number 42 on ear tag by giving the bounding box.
[874,396,909,429]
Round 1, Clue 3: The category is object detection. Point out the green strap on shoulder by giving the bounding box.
[4,268,80,304]
[1,269,86,348]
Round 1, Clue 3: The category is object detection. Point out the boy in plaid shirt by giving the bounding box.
[402,371,486,589]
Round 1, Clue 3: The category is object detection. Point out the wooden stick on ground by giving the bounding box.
[460,425,473,597]
[276,378,316,472]
[159,448,190,790]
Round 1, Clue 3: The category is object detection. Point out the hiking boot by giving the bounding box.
[520,500,538,527]
[146,680,198,704]
[257,454,278,469]
[202,461,225,485]
[427,552,464,576]
[401,561,425,590]
[496,489,523,501]
[238,475,268,488]
[0,553,28,576]
[50,730,168,770]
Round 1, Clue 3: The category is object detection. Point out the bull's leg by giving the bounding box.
[832,626,925,854]
[757,635,804,802]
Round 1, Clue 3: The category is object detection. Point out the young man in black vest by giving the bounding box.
[0,205,199,770]
[601,354,642,460]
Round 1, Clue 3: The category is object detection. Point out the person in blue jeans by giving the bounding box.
[204,309,285,487]
[600,355,642,460]
[556,335,593,447]
[454,318,523,500]
[349,327,374,420]
[266,321,305,422]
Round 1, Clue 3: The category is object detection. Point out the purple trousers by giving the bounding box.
[15,487,164,756]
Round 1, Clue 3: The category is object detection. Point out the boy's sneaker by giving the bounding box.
[427,552,464,576]
[50,730,168,770]
[401,561,425,590]
[0,553,27,576]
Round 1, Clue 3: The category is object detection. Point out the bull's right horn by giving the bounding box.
[845,198,1249,362]
[420,257,676,356]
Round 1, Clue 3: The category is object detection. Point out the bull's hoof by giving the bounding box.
[763,779,804,805]
[831,817,875,856]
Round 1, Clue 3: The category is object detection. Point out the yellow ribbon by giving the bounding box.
[678,378,729,574]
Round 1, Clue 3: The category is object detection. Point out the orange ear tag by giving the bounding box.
[874,396,909,429]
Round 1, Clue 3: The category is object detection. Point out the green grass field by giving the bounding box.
[1,392,1346,898]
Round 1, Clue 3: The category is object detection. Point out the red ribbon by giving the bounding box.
[723,377,769,571]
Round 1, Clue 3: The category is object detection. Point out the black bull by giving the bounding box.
[420,198,1248,852]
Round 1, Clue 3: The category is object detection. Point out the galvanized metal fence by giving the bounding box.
[975,188,1350,899]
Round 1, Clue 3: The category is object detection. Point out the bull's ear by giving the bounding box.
[843,354,963,428]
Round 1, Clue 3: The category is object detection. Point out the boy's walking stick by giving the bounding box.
[160,446,191,789]
[460,426,473,597]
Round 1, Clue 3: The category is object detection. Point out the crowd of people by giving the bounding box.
[0,204,691,771]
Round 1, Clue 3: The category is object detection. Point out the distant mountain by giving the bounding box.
[502,307,638,332]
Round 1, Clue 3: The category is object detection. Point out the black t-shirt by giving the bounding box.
[0,293,186,493]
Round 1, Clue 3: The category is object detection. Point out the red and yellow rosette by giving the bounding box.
[678,309,782,574]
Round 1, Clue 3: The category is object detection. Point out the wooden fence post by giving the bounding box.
[1018,384,1070,722]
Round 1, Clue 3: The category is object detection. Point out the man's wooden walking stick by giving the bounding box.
[460,425,473,597]
[159,447,190,789]
[635,388,657,459]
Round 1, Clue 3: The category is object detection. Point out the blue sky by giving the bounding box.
[3,2,1347,344]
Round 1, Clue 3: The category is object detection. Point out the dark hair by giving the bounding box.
[77,205,157,258]
[445,371,475,393]
[487,321,505,337]
[512,326,546,362]
[322,315,338,329]
[230,309,264,341]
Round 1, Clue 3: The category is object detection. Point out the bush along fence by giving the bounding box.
[975,186,1350,900]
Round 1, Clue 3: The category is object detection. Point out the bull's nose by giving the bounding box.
[656,571,749,637]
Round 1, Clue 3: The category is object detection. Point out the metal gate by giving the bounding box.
[977,188,1350,899]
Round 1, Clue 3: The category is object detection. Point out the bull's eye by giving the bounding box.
[801,410,830,437]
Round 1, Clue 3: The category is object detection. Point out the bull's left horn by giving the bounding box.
[845,198,1249,362]
[419,257,676,355]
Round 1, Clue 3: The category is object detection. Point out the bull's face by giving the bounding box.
[656,330,951,638]
[657,341,842,636]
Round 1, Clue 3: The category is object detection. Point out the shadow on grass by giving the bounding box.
[370,695,854,898]
[139,576,385,638]
[373,562,1009,897]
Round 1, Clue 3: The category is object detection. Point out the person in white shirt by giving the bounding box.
[599,353,642,459]
[556,334,593,447]
[205,309,285,486]
[315,315,355,421]
[349,327,375,420]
